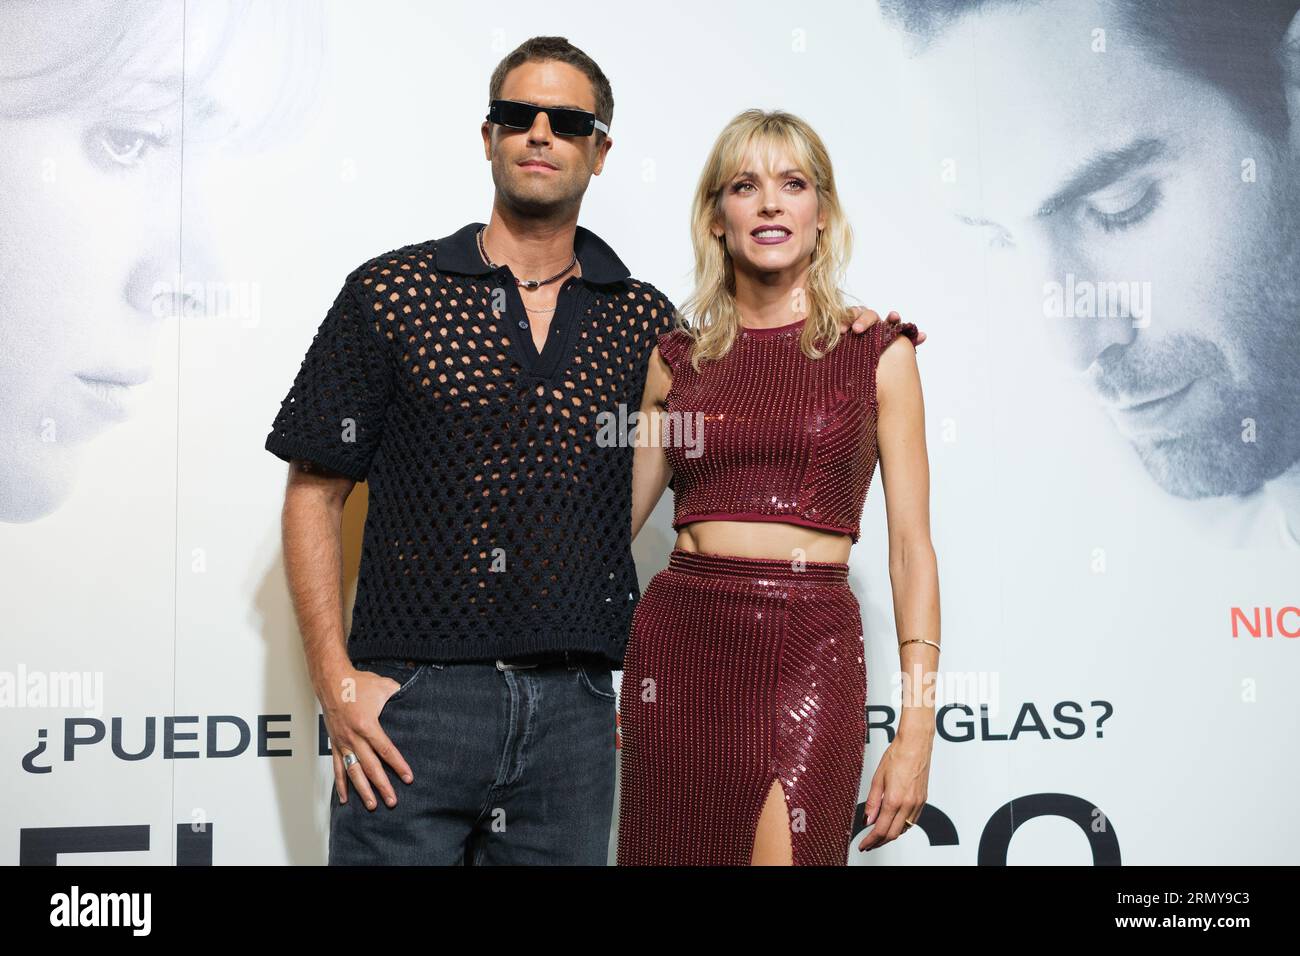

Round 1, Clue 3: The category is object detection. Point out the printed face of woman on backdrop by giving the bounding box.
[0,0,315,523]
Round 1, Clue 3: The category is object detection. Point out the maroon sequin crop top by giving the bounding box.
[656,317,922,544]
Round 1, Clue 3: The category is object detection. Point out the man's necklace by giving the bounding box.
[476,227,577,290]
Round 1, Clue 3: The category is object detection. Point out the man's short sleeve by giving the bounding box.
[264,276,394,482]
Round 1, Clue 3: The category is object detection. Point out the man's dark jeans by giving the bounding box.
[328,653,617,865]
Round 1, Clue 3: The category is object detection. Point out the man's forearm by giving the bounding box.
[281,475,354,694]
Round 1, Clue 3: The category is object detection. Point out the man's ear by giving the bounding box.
[592,134,613,176]
[481,121,493,160]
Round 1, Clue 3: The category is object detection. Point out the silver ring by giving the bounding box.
[342,752,358,770]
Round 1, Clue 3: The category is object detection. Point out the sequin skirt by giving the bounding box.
[616,548,866,866]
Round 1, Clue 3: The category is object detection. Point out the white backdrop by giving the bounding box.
[2,0,1297,865]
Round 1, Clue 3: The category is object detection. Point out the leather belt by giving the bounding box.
[494,649,608,671]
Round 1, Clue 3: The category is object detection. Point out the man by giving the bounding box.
[876,0,1300,548]
[266,35,902,865]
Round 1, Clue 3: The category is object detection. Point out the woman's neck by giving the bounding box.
[733,262,813,329]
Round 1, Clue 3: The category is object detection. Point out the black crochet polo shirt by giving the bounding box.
[265,222,676,666]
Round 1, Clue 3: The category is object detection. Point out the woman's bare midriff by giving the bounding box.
[674,519,852,565]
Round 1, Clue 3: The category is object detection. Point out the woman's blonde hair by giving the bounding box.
[676,109,854,370]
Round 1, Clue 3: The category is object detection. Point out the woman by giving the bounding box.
[620,109,940,865]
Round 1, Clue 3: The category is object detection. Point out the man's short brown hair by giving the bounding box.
[488,36,614,141]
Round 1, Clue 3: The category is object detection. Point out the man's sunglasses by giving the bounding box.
[486,99,609,137]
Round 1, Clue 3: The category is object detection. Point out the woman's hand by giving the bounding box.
[858,716,934,852]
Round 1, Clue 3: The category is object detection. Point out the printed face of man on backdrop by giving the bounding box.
[884,0,1300,502]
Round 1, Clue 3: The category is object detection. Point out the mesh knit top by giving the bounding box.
[656,316,922,544]
[264,223,676,666]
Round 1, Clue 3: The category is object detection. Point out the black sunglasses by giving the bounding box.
[486,99,609,137]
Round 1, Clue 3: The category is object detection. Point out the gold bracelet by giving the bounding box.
[898,638,940,653]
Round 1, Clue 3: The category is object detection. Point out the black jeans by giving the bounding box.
[328,654,617,865]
